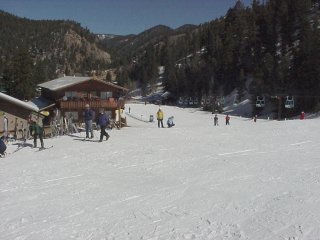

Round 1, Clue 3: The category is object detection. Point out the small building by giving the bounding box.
[0,92,39,138]
[37,76,128,122]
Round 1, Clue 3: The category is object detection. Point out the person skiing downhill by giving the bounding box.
[97,109,110,142]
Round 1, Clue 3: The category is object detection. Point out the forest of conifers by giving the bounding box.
[1,0,320,112]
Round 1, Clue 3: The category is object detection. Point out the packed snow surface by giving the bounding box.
[1,103,320,240]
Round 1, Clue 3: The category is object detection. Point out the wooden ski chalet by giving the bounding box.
[38,76,128,122]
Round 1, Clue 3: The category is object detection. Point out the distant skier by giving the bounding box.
[0,137,7,157]
[97,109,110,142]
[83,104,94,139]
[157,108,164,128]
[214,114,219,126]
[31,113,44,149]
[253,115,257,122]
[300,111,305,120]
[167,116,175,128]
[225,114,230,125]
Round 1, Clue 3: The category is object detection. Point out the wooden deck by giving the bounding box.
[58,98,123,110]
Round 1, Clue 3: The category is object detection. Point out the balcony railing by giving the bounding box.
[58,98,124,110]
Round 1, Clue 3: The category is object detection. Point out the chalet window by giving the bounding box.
[100,92,107,99]
[80,92,87,98]
[90,91,97,98]
[100,91,113,100]
[65,91,77,99]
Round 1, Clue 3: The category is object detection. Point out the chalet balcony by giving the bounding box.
[58,98,124,110]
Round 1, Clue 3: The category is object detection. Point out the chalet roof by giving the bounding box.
[38,76,91,91]
[38,76,128,92]
[0,92,39,112]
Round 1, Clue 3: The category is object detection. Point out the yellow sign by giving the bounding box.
[40,111,50,117]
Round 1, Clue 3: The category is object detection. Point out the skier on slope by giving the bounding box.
[214,114,219,126]
[97,109,110,142]
[225,114,230,125]
[31,113,44,149]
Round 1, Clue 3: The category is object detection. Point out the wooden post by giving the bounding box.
[278,96,282,121]
[118,105,121,129]
[118,97,124,129]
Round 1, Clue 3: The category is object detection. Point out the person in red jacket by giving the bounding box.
[300,111,305,120]
[225,114,230,125]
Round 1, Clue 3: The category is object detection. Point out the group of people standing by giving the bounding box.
[0,112,45,157]
[84,104,110,142]
[156,108,175,128]
[213,114,230,126]
[156,108,234,128]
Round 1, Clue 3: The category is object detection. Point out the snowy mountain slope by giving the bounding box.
[1,103,320,239]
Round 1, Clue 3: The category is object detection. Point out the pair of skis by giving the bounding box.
[35,145,53,152]
[1,145,54,157]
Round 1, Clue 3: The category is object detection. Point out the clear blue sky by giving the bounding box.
[0,0,252,35]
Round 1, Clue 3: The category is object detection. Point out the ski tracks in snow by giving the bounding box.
[217,140,315,159]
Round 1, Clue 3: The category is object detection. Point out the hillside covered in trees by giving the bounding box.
[108,0,320,114]
[1,0,320,114]
[0,10,111,99]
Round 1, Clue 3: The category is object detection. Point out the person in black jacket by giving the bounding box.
[0,137,7,157]
[97,109,110,142]
[30,113,44,149]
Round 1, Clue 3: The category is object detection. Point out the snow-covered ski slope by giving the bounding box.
[1,103,320,240]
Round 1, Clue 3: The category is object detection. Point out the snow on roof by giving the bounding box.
[38,76,128,92]
[0,92,39,112]
[38,76,91,91]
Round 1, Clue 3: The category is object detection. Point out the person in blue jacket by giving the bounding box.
[83,104,94,139]
[97,109,110,142]
[167,116,175,128]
